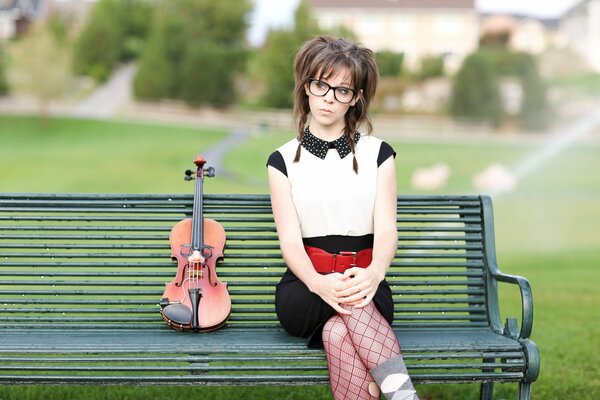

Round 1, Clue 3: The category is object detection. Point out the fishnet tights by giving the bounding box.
[322,302,401,400]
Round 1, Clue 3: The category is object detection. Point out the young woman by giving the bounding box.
[267,36,420,400]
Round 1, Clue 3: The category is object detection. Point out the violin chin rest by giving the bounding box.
[162,303,192,325]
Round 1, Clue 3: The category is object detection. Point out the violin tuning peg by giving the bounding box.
[184,169,195,181]
[205,167,215,177]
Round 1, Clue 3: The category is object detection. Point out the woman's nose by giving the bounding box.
[323,88,335,102]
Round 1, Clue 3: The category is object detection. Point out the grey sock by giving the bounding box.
[370,355,419,400]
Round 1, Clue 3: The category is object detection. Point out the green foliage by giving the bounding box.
[133,0,251,107]
[180,43,246,108]
[73,0,121,81]
[8,23,73,117]
[449,52,503,127]
[255,30,299,108]
[514,53,549,130]
[133,12,184,100]
[132,36,173,100]
[73,0,153,82]
[0,43,8,94]
[375,50,404,77]
[46,13,70,44]
[450,48,550,130]
[465,48,550,130]
[255,0,322,108]
[415,55,445,81]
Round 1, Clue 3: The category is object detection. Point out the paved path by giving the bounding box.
[69,63,252,177]
[71,63,136,118]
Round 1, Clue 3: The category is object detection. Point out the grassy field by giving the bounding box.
[0,115,599,399]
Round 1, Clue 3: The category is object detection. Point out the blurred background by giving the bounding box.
[0,0,598,399]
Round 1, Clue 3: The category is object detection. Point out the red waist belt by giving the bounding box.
[304,245,373,274]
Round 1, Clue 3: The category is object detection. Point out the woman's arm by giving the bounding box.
[268,166,351,315]
[336,156,398,307]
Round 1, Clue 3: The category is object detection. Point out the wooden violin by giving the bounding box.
[160,155,231,332]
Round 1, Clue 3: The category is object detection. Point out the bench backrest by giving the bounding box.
[0,193,493,331]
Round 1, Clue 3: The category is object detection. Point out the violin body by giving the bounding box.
[160,156,231,332]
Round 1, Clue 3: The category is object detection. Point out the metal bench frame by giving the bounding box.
[0,193,539,399]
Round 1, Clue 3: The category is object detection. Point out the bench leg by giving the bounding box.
[518,382,532,400]
[479,382,494,400]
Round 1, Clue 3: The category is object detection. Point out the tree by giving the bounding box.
[255,0,322,108]
[9,23,74,119]
[449,52,503,127]
[73,0,153,82]
[0,44,8,94]
[455,48,550,131]
[180,42,246,107]
[133,0,251,107]
[514,53,549,130]
[415,55,445,81]
[73,0,121,82]
[133,11,185,100]
[376,51,404,77]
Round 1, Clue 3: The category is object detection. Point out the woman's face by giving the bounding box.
[305,68,358,135]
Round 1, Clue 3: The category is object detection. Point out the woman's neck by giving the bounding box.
[308,122,345,142]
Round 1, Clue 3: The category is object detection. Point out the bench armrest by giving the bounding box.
[489,269,534,339]
[480,195,534,340]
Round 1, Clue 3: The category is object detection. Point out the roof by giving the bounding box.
[310,0,475,9]
[0,0,45,18]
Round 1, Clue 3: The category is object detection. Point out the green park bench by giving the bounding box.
[0,193,539,399]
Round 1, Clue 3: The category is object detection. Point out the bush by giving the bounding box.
[449,52,503,127]
[255,0,321,109]
[132,35,173,100]
[73,0,121,82]
[73,0,153,82]
[256,30,299,108]
[476,49,550,130]
[517,54,549,130]
[415,55,445,81]
[180,43,246,107]
[133,0,250,107]
[0,44,9,94]
[376,51,404,77]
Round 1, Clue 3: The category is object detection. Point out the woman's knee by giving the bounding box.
[322,315,348,347]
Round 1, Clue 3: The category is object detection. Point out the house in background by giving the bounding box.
[0,0,47,40]
[479,14,560,55]
[559,0,600,72]
[309,0,478,73]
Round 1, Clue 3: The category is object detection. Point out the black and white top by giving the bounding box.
[267,129,395,250]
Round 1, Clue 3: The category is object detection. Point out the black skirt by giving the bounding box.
[275,268,394,348]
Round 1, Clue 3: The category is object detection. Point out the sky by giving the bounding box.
[247,0,583,46]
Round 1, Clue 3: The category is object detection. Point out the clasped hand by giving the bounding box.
[311,267,380,315]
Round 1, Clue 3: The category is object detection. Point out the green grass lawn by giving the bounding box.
[1,114,599,399]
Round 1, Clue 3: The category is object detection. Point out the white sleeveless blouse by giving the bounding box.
[275,135,386,239]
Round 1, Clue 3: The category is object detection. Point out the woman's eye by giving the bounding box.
[317,82,327,89]
[338,88,349,95]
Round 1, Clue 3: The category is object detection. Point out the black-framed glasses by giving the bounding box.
[308,78,357,104]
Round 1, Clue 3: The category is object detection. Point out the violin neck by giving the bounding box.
[191,168,204,251]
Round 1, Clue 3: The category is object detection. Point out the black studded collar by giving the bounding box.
[300,127,361,160]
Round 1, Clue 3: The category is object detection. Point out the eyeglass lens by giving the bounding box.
[309,80,355,103]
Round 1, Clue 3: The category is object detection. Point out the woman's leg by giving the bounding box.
[338,302,400,369]
[322,315,380,400]
[339,302,420,400]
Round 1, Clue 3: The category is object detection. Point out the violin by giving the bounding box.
[160,155,231,332]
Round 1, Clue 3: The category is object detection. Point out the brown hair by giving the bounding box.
[293,35,379,173]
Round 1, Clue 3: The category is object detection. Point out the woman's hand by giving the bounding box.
[307,273,353,315]
[335,266,382,308]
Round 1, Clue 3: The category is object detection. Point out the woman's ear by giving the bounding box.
[351,89,363,107]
